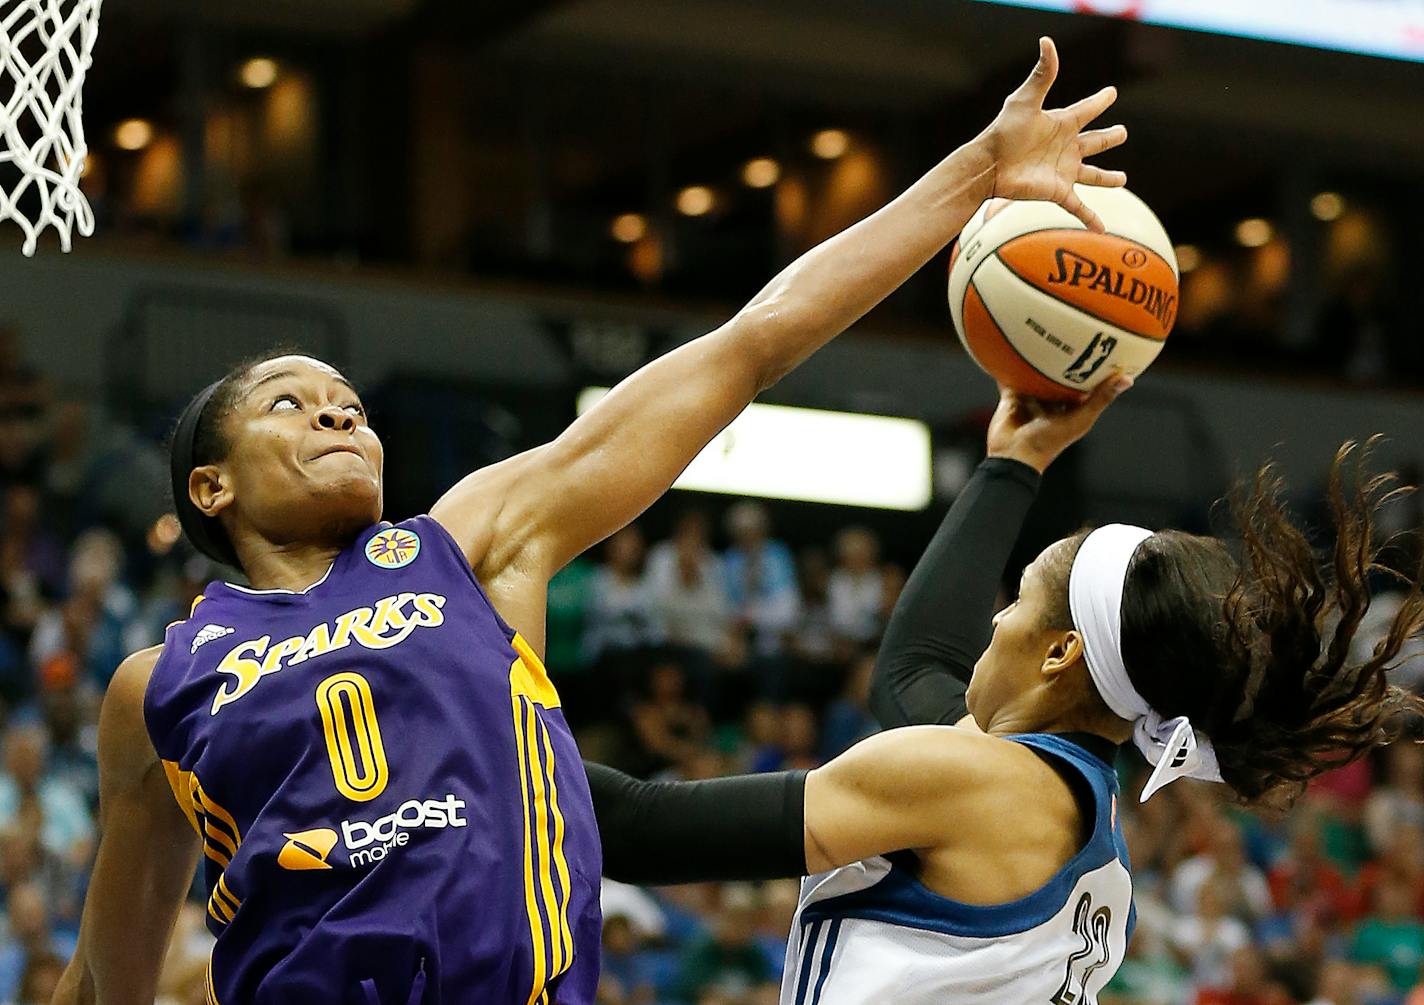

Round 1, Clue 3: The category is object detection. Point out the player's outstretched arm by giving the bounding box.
[586,725,1011,885]
[53,649,201,1005]
[430,39,1126,635]
[870,376,1129,728]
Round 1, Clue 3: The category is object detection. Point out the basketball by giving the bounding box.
[948,185,1178,401]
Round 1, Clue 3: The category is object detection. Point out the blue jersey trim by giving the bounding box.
[809,918,841,1005]
[792,920,822,1005]
[800,734,1130,940]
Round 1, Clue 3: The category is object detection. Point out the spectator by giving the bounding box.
[746,705,820,774]
[827,527,885,644]
[1196,944,1294,1005]
[125,555,213,659]
[819,653,877,759]
[29,528,139,690]
[1102,929,1188,1004]
[1312,961,1367,1005]
[1170,877,1253,991]
[0,725,93,876]
[0,881,76,1002]
[646,510,731,661]
[1268,812,1353,925]
[157,901,216,1005]
[722,503,799,661]
[0,485,67,690]
[583,526,662,669]
[600,880,668,942]
[1172,816,1273,923]
[674,884,773,1003]
[17,950,64,1005]
[1364,743,1424,858]
[1351,878,1424,995]
[547,555,598,677]
[755,880,798,978]
[782,548,856,706]
[788,548,837,670]
[41,685,98,811]
[1351,823,1424,921]
[630,659,711,775]
[601,913,655,1005]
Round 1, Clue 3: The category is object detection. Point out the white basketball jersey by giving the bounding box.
[781,734,1134,1005]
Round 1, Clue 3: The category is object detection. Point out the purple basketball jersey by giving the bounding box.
[144,516,602,1005]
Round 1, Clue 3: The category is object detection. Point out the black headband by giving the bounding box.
[170,379,241,569]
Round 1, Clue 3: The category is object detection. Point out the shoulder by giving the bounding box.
[99,646,166,788]
[110,645,164,700]
[814,725,1055,797]
[428,448,551,576]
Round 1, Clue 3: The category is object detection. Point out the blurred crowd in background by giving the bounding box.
[6,321,1424,1005]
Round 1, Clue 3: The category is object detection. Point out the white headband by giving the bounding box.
[1069,524,1223,802]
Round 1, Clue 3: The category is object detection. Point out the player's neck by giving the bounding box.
[238,540,345,593]
[982,697,1131,744]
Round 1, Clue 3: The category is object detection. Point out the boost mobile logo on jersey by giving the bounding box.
[280,795,468,871]
[278,828,339,871]
[209,592,447,715]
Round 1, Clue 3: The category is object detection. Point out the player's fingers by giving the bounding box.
[1064,86,1118,129]
[1013,37,1059,103]
[1078,165,1128,188]
[1078,124,1127,158]
[1060,189,1106,234]
[1083,371,1134,416]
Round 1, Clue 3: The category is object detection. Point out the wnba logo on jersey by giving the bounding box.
[365,528,421,569]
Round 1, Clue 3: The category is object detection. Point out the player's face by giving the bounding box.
[967,546,1067,726]
[214,356,383,546]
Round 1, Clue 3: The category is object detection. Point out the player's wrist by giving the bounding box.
[986,445,1055,475]
[942,135,997,209]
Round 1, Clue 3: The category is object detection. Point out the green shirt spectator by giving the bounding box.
[1351,879,1424,992]
[545,557,596,675]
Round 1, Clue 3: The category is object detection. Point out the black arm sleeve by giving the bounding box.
[585,761,808,885]
[869,457,1041,728]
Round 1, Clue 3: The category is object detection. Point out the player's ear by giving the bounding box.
[1040,630,1085,681]
[190,465,234,519]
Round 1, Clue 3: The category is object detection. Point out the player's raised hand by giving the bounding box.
[985,372,1132,474]
[979,37,1128,233]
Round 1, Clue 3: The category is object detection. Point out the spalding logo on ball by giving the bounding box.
[948,184,1178,401]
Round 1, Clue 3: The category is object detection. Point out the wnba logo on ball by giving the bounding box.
[1046,248,1177,329]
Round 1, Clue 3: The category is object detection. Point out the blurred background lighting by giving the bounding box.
[1234,218,1274,248]
[741,157,781,189]
[1311,191,1345,222]
[810,129,850,160]
[113,118,153,151]
[1174,244,1203,273]
[610,212,647,243]
[239,57,280,90]
[676,185,715,217]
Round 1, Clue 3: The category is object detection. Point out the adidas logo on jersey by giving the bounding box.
[191,624,235,654]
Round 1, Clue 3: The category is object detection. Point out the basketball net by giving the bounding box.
[0,0,102,256]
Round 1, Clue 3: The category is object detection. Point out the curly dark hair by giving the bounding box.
[1048,442,1424,809]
